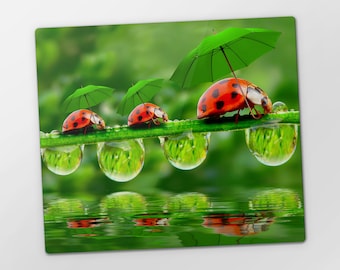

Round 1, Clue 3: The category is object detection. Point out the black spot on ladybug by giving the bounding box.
[201,104,207,113]
[231,91,238,99]
[138,115,143,121]
[215,101,224,110]
[73,122,79,128]
[82,111,86,115]
[212,89,219,98]
[71,115,76,121]
[81,117,86,122]
[232,83,239,88]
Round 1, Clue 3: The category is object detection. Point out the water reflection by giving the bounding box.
[100,191,147,216]
[44,188,304,252]
[249,188,303,217]
[165,192,210,213]
[133,215,170,227]
[202,212,275,237]
[132,213,171,234]
[66,217,109,237]
[67,217,109,229]
[44,198,85,221]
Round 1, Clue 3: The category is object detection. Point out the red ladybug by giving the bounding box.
[62,109,105,134]
[197,78,272,120]
[128,103,168,127]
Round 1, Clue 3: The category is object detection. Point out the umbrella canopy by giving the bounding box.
[117,78,176,116]
[62,85,114,113]
[170,27,281,88]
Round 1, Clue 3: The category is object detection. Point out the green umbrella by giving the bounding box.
[170,27,281,88]
[117,78,176,115]
[62,85,114,113]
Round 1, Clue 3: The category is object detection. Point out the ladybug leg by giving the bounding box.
[152,118,161,126]
[234,110,241,123]
[251,107,262,119]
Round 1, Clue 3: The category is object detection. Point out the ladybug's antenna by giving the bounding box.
[219,46,259,119]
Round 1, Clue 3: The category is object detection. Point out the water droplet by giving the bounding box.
[97,139,145,182]
[245,124,298,166]
[160,132,210,170]
[41,145,84,175]
[272,101,288,113]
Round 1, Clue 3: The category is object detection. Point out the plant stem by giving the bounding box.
[40,111,300,148]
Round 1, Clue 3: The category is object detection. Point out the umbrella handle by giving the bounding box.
[137,92,145,105]
[84,95,93,111]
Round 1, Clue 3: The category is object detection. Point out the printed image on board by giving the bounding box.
[36,16,304,253]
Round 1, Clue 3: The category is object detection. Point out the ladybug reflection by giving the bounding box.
[67,217,109,229]
[66,217,109,237]
[134,217,170,227]
[197,78,272,120]
[203,213,274,237]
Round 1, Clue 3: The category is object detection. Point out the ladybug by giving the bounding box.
[62,109,105,134]
[197,78,272,120]
[128,103,168,127]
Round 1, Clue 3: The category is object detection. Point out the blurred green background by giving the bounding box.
[36,16,303,208]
